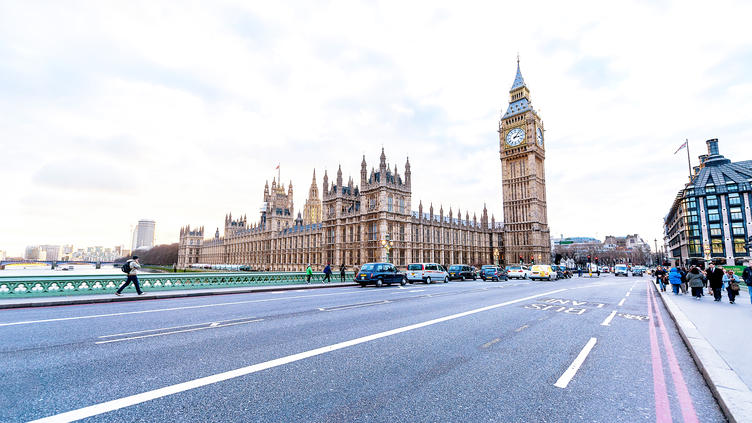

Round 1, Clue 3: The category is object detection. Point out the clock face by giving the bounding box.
[536,128,543,147]
[505,128,525,147]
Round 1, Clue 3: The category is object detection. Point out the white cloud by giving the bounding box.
[0,0,750,256]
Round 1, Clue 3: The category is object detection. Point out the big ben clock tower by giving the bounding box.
[499,58,551,265]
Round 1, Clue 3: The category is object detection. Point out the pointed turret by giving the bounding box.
[336,164,343,188]
[429,203,434,218]
[322,170,329,196]
[418,200,423,218]
[379,147,387,173]
[404,157,411,186]
[360,155,367,187]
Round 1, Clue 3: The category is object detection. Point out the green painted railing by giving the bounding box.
[0,272,355,297]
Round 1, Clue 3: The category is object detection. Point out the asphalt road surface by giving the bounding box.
[1,274,726,422]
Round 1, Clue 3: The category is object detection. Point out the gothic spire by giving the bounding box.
[511,56,526,91]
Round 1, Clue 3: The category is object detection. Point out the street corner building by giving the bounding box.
[178,61,551,270]
[664,139,752,266]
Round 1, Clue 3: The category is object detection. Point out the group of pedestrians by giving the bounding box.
[305,263,352,284]
[656,261,752,304]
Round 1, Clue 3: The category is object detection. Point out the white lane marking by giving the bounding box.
[601,311,617,326]
[0,291,363,327]
[99,321,225,338]
[618,298,626,307]
[30,288,568,423]
[406,289,425,293]
[515,324,529,332]
[554,337,597,388]
[95,319,263,344]
[317,300,391,312]
[625,292,630,297]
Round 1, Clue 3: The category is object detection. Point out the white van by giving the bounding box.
[406,263,449,284]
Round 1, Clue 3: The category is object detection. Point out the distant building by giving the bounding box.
[664,139,752,265]
[24,246,39,260]
[132,220,156,251]
[603,235,650,252]
[0,250,6,261]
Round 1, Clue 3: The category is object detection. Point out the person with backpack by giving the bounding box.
[305,264,313,284]
[116,255,143,296]
[323,263,332,283]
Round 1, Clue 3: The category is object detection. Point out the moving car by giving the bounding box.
[355,262,407,287]
[632,266,644,277]
[530,265,557,281]
[553,265,570,279]
[506,265,530,280]
[614,264,629,277]
[406,262,449,284]
[447,264,477,281]
[481,266,507,281]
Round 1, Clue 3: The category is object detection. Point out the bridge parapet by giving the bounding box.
[0,272,354,297]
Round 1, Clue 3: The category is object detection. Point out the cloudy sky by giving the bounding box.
[1,0,751,257]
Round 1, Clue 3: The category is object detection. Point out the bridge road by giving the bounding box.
[1,276,725,422]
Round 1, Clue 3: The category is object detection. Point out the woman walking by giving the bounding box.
[707,263,725,301]
[668,265,682,295]
[655,266,667,292]
[688,266,704,299]
[724,269,741,304]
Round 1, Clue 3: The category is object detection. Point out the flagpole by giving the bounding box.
[685,138,692,181]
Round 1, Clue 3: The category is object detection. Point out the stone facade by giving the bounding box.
[499,59,551,265]
[178,149,504,271]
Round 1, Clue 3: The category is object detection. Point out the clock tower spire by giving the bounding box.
[498,58,551,265]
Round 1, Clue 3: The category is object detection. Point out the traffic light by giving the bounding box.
[595,256,599,265]
[530,255,535,265]
[587,255,591,263]
[519,255,523,264]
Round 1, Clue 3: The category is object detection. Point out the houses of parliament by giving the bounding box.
[177,61,551,270]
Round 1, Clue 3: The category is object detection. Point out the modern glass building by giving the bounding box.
[664,139,752,265]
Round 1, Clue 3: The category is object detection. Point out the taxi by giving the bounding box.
[530,264,557,281]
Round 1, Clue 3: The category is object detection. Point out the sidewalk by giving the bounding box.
[0,282,358,310]
[656,283,752,423]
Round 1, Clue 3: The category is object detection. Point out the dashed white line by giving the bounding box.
[618,298,626,306]
[95,319,263,344]
[30,288,568,423]
[625,291,631,297]
[554,337,597,388]
[601,311,617,326]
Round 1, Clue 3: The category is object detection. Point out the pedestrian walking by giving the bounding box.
[707,263,725,301]
[724,269,740,304]
[305,264,313,284]
[340,263,346,282]
[668,265,682,295]
[323,263,332,283]
[116,256,143,296]
[577,266,582,278]
[688,266,704,299]
[743,262,752,305]
[680,266,688,294]
[655,266,667,292]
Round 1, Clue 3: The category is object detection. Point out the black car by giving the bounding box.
[355,262,407,287]
[632,267,644,277]
[448,264,477,281]
[481,266,507,281]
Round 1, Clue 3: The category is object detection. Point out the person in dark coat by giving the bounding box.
[655,266,667,292]
[706,263,725,302]
[323,263,332,283]
[340,263,346,282]
[724,270,740,304]
[743,262,752,305]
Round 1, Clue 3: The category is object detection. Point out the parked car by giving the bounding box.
[406,262,449,284]
[481,266,507,281]
[355,262,407,287]
[506,265,530,280]
[447,264,477,281]
[530,265,557,281]
[614,264,629,277]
